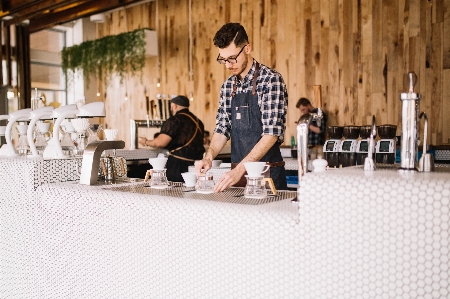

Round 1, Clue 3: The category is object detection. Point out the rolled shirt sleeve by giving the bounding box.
[260,73,288,143]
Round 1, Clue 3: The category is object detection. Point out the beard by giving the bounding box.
[229,54,249,80]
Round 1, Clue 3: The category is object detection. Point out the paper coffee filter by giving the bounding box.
[36,122,51,133]
[71,118,90,132]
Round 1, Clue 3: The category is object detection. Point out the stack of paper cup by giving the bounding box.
[104,129,118,141]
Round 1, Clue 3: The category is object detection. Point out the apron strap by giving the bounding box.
[252,62,260,95]
[167,112,201,162]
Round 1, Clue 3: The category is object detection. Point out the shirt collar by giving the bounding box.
[233,59,257,85]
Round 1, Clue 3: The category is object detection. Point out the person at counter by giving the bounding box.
[195,22,288,191]
[296,97,327,146]
[139,95,205,182]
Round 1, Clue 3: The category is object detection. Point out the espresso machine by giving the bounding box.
[356,125,375,165]
[339,126,360,167]
[375,124,397,164]
[323,126,343,168]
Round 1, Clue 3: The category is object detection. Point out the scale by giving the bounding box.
[339,139,358,167]
[375,139,396,164]
[323,139,341,168]
[356,139,375,165]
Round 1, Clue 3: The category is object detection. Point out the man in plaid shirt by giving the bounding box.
[195,23,288,191]
[296,98,327,146]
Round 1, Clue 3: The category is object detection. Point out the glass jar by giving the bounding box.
[149,169,169,189]
[195,174,215,194]
[244,176,267,199]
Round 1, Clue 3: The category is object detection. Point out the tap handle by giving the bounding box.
[406,72,417,93]
[316,108,322,127]
[313,85,322,108]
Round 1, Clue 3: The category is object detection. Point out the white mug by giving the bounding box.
[243,162,270,177]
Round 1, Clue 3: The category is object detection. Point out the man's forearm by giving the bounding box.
[204,133,228,161]
[241,135,278,163]
[309,124,321,134]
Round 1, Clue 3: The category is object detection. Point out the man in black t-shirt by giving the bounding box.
[139,95,205,182]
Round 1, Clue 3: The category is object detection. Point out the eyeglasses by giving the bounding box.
[216,45,247,65]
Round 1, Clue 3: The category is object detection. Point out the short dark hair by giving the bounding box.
[296,97,311,108]
[213,23,249,48]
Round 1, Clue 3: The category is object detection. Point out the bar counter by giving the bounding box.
[1,156,450,298]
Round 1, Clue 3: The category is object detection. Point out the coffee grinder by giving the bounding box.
[356,125,376,165]
[323,126,343,168]
[375,124,397,164]
[339,126,360,167]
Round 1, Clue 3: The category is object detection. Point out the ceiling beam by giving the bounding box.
[2,0,89,26]
[28,0,145,33]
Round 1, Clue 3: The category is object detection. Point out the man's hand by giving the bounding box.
[195,158,212,176]
[214,164,246,192]
[138,136,147,146]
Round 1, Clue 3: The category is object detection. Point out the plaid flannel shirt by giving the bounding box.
[308,108,327,146]
[214,60,288,143]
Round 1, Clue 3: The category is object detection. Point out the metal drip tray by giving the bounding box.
[106,182,297,205]
[91,178,145,185]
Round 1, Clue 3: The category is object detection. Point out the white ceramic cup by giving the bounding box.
[212,159,222,167]
[104,129,119,141]
[243,162,270,177]
[181,172,197,187]
[148,157,168,170]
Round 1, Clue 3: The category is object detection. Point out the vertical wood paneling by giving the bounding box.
[97,0,450,148]
[443,0,450,69]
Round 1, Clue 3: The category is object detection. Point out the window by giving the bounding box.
[30,28,67,107]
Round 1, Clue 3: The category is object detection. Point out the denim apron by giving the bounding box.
[230,63,287,190]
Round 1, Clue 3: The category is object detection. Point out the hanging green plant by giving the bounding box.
[61,28,149,87]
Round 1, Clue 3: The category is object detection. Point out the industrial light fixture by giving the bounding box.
[90,13,106,23]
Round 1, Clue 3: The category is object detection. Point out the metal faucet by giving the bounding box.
[129,119,164,149]
[296,108,323,180]
[400,72,421,171]
[79,140,125,185]
[364,115,376,171]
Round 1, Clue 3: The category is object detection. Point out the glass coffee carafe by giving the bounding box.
[244,176,277,199]
[148,169,169,189]
[195,174,215,194]
[87,124,103,144]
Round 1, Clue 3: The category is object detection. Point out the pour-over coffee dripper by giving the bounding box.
[87,124,103,144]
[243,162,276,199]
[145,157,169,188]
[148,157,168,170]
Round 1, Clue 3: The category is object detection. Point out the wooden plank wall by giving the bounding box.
[95,0,450,148]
